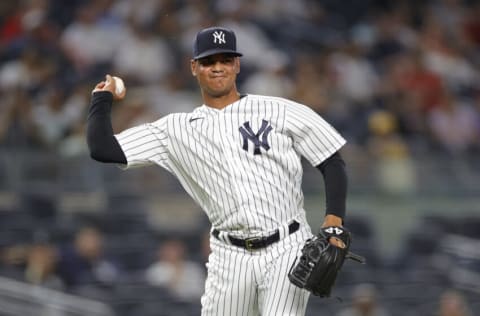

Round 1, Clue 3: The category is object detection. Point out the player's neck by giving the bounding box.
[202,89,241,110]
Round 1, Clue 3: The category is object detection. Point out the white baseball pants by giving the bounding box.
[201,226,312,316]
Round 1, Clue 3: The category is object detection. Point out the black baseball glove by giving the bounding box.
[288,226,365,297]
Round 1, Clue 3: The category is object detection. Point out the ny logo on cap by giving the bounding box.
[213,31,226,44]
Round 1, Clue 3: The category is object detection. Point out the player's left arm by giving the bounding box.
[316,151,347,248]
[284,100,349,247]
[317,151,346,222]
[288,152,365,296]
[284,103,346,207]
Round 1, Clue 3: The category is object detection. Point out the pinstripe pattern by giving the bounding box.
[114,94,346,315]
[203,226,312,315]
[115,94,345,236]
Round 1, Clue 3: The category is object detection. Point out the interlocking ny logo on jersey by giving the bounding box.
[239,120,273,155]
[213,31,226,44]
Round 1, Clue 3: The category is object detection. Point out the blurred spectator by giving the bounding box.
[437,289,472,316]
[329,41,379,105]
[336,283,390,316]
[30,84,87,149]
[56,226,119,289]
[145,238,205,302]
[385,50,443,114]
[58,121,88,158]
[23,242,64,290]
[59,2,124,76]
[112,16,174,85]
[0,244,30,278]
[0,3,25,46]
[247,0,310,22]
[240,59,294,98]
[368,11,408,66]
[56,84,92,157]
[291,53,334,115]
[176,0,213,30]
[146,71,199,116]
[0,231,63,291]
[216,2,290,73]
[462,2,480,49]
[419,14,479,91]
[427,90,479,155]
[109,0,164,26]
[0,48,56,92]
[0,89,38,148]
[367,110,416,195]
[428,0,467,42]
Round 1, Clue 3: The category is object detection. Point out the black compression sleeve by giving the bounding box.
[86,91,127,164]
[316,152,347,219]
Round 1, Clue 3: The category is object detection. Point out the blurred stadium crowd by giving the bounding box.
[0,0,479,315]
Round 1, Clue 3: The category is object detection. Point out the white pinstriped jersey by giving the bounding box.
[115,94,346,237]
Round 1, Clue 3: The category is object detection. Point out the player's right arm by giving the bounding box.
[87,75,127,164]
[87,75,171,171]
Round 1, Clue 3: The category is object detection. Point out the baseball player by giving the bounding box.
[87,26,349,315]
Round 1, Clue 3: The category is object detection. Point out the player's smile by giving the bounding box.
[209,74,227,82]
[209,74,228,88]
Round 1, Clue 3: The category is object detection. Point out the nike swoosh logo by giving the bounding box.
[189,117,204,123]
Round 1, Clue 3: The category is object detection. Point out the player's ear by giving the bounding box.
[235,57,240,74]
[191,59,197,76]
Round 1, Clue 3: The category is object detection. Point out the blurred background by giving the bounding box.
[0,0,479,315]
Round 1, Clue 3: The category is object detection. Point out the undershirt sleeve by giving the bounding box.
[316,151,347,220]
[86,91,127,164]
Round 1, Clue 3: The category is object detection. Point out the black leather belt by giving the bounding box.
[212,221,300,251]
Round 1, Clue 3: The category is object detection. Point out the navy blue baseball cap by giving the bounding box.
[193,26,243,60]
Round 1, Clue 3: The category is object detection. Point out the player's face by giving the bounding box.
[191,53,240,98]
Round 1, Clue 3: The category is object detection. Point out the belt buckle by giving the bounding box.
[245,237,262,251]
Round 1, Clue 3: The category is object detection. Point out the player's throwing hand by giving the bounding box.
[92,74,126,100]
